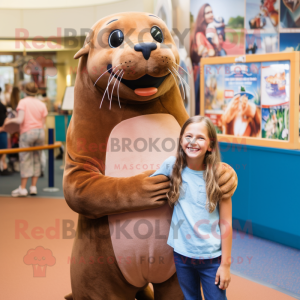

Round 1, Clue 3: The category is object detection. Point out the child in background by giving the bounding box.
[150,116,232,300]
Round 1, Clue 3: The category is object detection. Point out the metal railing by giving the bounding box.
[0,129,62,192]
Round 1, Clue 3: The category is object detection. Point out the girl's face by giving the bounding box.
[204,6,214,24]
[180,122,212,161]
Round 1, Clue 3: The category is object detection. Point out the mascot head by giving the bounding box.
[74,12,182,106]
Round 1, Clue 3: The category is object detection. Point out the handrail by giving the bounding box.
[0,129,61,192]
[0,142,62,155]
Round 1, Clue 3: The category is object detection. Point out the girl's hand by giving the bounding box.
[215,264,231,290]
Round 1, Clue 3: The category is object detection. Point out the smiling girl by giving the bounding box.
[150,115,232,300]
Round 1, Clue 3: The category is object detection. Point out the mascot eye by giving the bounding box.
[108,30,124,48]
[150,26,163,43]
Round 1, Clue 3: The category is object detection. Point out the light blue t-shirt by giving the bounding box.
[150,156,222,259]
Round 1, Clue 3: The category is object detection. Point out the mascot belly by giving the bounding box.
[106,114,180,287]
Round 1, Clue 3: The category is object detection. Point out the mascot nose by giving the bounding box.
[134,43,157,60]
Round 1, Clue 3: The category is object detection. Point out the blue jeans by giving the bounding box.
[174,251,227,300]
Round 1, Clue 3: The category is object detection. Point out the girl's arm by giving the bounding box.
[215,197,232,290]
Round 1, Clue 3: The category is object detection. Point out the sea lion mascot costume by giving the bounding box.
[63,12,237,300]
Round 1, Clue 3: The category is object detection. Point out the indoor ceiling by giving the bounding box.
[0,0,122,9]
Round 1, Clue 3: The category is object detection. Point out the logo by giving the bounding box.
[23,246,56,277]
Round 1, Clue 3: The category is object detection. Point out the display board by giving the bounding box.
[200,52,300,149]
[189,0,300,116]
[190,0,300,58]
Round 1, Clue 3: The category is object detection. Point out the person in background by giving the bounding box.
[3,82,48,197]
[9,87,20,112]
[221,94,261,137]
[7,87,21,172]
[190,3,217,61]
[0,100,11,175]
[36,89,49,176]
[18,81,26,100]
[3,83,12,107]
[190,3,223,114]
[0,87,4,105]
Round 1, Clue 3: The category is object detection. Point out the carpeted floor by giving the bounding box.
[231,229,300,298]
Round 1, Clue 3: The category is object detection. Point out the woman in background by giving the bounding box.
[7,87,21,172]
[9,87,20,112]
[190,3,218,63]
[190,3,219,115]
[0,100,11,175]
[221,94,261,137]
[2,83,12,107]
[3,82,48,196]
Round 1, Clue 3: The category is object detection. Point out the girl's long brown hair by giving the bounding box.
[167,116,222,213]
[10,87,20,110]
[190,3,211,64]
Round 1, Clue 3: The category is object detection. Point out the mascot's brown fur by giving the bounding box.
[63,12,237,300]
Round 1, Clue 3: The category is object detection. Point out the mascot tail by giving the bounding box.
[64,284,154,300]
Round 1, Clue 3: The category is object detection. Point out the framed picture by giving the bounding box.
[200,52,300,149]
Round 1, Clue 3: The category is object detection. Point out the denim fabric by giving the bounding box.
[174,251,227,300]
